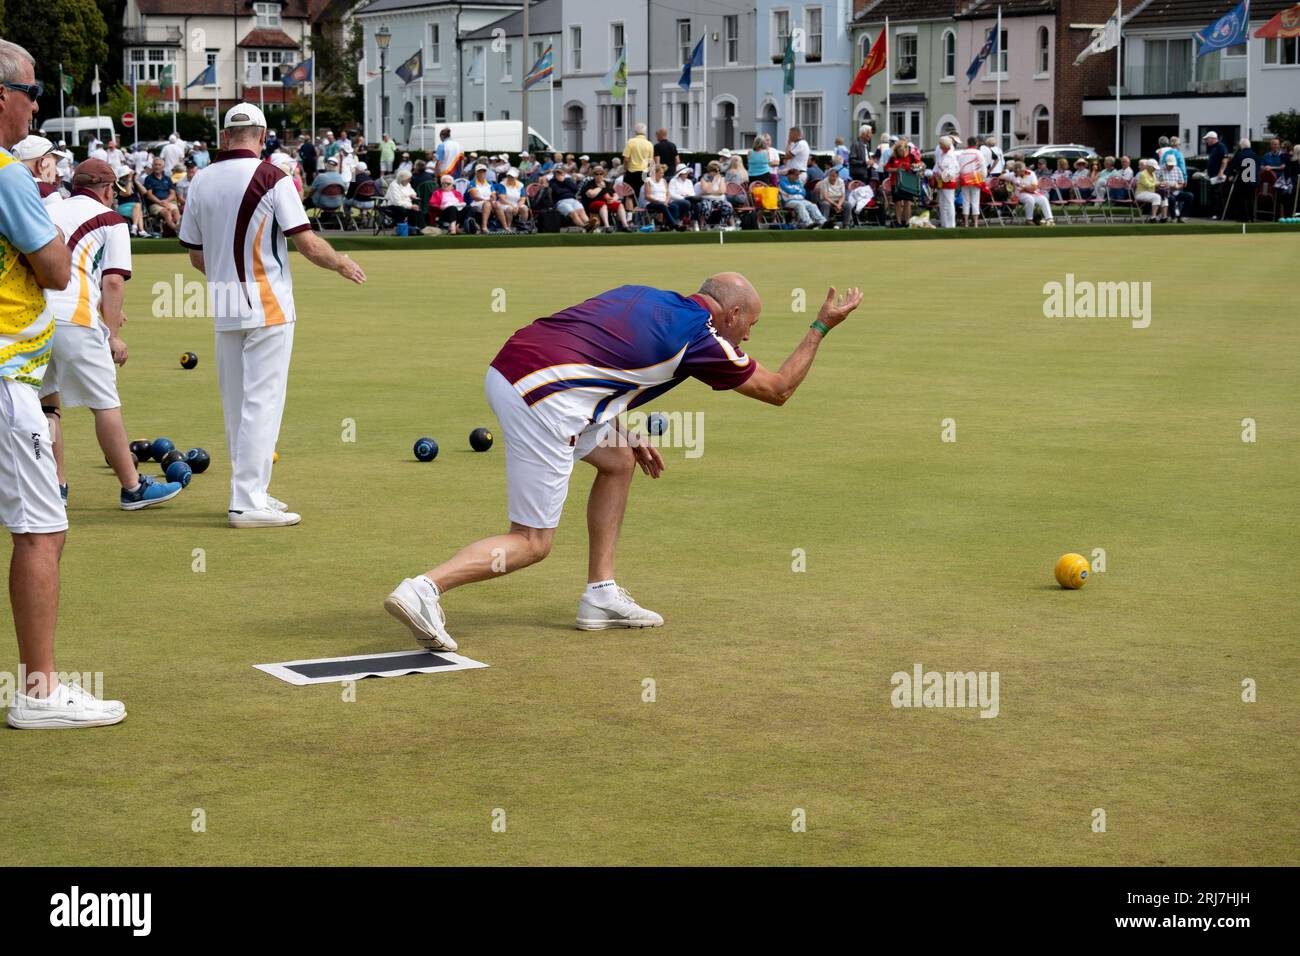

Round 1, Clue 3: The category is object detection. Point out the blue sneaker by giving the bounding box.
[120,474,184,511]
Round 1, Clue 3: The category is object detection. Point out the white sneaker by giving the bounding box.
[229,508,301,528]
[267,495,288,512]
[384,578,457,652]
[575,586,664,630]
[7,682,127,729]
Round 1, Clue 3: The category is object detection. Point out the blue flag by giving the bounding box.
[678,38,704,90]
[282,58,313,87]
[187,62,215,89]
[966,26,999,83]
[1196,0,1251,55]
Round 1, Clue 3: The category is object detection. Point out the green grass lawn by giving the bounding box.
[1,234,1296,866]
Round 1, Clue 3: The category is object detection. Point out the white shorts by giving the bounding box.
[0,377,68,534]
[555,198,583,216]
[485,367,612,529]
[37,324,120,409]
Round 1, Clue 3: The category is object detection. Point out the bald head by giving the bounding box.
[698,273,762,345]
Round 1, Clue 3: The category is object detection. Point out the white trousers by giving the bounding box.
[216,323,294,513]
[1018,192,1053,221]
[960,186,981,219]
[937,189,956,228]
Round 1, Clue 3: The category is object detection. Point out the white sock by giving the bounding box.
[584,580,618,607]
[414,575,439,600]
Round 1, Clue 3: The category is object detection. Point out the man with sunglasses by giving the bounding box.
[0,39,127,728]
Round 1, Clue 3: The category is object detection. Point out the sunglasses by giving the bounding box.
[2,80,44,101]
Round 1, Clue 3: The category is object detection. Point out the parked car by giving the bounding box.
[406,121,554,156]
[1007,143,1099,163]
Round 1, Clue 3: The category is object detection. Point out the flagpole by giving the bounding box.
[995,6,1002,151]
[215,62,220,143]
[132,72,138,146]
[1115,0,1122,156]
[885,17,891,139]
[363,57,370,144]
[550,67,555,148]
[59,64,65,129]
[1245,11,1251,144]
[94,66,100,120]
[702,28,709,154]
[172,59,178,137]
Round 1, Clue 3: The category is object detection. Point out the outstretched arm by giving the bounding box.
[289,230,367,284]
[736,286,862,407]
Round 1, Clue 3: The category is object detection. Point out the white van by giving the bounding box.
[406,121,553,155]
[39,116,118,148]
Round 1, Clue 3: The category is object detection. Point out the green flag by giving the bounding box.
[782,34,795,94]
[603,53,628,100]
[160,64,174,94]
[60,68,74,95]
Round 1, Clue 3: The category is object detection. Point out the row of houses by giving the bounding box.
[121,0,1300,155]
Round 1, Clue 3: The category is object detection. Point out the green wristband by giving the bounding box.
[810,320,830,336]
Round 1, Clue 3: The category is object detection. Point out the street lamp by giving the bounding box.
[376,26,392,141]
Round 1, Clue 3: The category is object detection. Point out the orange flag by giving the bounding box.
[1253,3,1300,37]
[849,31,887,96]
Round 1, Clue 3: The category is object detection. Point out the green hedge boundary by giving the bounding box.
[131,220,1299,255]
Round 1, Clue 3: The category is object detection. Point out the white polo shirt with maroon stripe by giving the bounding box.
[44,191,132,331]
[178,148,311,331]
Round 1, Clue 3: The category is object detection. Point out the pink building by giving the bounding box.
[956,1,1058,151]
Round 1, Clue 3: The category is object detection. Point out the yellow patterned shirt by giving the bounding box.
[0,147,59,387]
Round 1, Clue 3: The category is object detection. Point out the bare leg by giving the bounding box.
[424,523,554,594]
[581,442,634,583]
[43,398,64,486]
[92,407,139,490]
[11,531,64,697]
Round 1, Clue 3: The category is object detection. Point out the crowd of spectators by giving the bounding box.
[25,121,1300,239]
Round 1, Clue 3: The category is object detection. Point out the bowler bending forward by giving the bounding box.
[385,274,861,649]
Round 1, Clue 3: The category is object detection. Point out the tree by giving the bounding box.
[8,0,109,111]
[1265,110,1300,144]
[309,18,363,120]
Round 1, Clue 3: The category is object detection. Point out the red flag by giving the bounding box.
[849,31,887,96]
[1253,3,1300,37]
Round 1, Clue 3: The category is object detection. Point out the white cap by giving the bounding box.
[579,154,590,161]
[270,152,295,174]
[168,133,178,142]
[223,102,268,129]
[718,148,732,157]
[675,164,691,175]
[507,167,519,178]
[1203,130,1218,140]
[1164,153,1176,165]
[357,161,367,171]
[12,135,55,161]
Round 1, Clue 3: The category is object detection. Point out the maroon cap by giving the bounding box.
[72,158,118,188]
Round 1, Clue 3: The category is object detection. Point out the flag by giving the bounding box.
[358,53,380,85]
[966,26,999,83]
[1075,10,1122,65]
[60,67,74,95]
[396,48,423,83]
[524,45,553,90]
[159,64,174,94]
[187,62,215,88]
[849,30,887,94]
[91,65,101,96]
[782,34,795,94]
[1197,0,1251,55]
[1253,2,1300,37]
[466,46,486,85]
[678,37,703,90]
[282,58,312,87]
[602,52,627,100]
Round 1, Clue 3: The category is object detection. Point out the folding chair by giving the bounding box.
[725,181,753,228]
[616,181,649,227]
[1067,175,1101,222]
[1051,173,1077,224]
[310,184,348,231]
[1255,167,1279,222]
[1105,179,1140,222]
[983,180,1010,226]
[750,182,786,229]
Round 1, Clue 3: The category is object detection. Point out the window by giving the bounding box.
[534,41,546,64]
[976,106,1012,152]
[859,33,873,63]
[679,101,691,143]
[942,30,956,80]
[889,108,922,147]
[1033,105,1050,143]
[773,10,790,59]
[995,28,1009,75]
[500,110,510,120]
[502,43,513,81]
[612,22,625,65]
[600,100,626,151]
[725,15,739,64]
[254,2,280,28]
[432,96,446,121]
[895,32,917,81]
[1144,38,1193,94]
[1037,26,1050,74]
[127,47,177,84]
[245,49,292,85]
[678,19,692,66]
[205,49,217,86]
[1265,36,1300,65]
[795,94,823,149]
[429,23,441,67]
[473,111,484,122]
[805,7,823,62]
[570,26,582,71]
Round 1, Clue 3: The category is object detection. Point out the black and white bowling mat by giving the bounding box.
[255,650,488,685]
